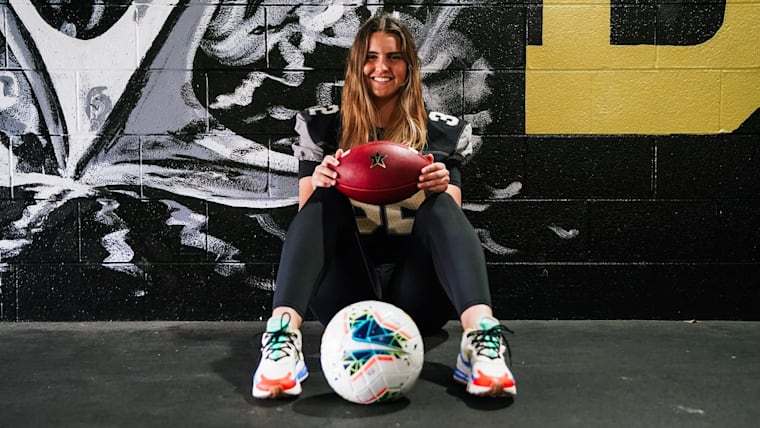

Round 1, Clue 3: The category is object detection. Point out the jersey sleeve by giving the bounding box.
[425,111,474,188]
[292,105,341,179]
[448,122,472,188]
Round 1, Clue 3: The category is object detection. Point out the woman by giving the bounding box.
[252,13,516,399]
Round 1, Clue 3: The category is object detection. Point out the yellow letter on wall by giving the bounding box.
[526,0,760,135]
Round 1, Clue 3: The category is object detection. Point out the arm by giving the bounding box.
[298,177,314,210]
[298,149,344,210]
[418,155,462,207]
[292,107,342,209]
[445,184,462,207]
[419,113,472,208]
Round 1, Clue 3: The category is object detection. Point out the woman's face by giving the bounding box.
[363,31,407,102]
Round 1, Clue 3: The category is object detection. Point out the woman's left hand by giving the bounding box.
[418,154,450,194]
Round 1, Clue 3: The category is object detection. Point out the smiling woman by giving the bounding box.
[252,12,517,401]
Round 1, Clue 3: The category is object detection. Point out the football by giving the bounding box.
[331,141,432,205]
[320,300,424,404]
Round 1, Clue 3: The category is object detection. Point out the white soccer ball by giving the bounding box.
[320,300,425,404]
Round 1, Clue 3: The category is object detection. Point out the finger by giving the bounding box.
[421,161,445,174]
[313,165,338,186]
[418,176,449,190]
[322,153,341,167]
[319,165,338,179]
[313,175,336,188]
[419,169,449,184]
[323,159,342,177]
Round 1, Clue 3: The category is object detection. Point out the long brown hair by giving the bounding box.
[339,13,427,151]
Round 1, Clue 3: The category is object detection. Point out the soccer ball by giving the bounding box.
[320,300,424,404]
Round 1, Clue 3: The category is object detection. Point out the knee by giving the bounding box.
[298,187,353,222]
[416,192,458,223]
[306,186,349,206]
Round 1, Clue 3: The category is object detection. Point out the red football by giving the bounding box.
[332,140,432,205]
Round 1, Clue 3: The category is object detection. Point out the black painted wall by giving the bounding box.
[0,1,757,322]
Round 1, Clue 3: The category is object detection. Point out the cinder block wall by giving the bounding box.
[0,1,757,321]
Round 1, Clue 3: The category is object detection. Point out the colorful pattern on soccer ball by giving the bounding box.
[320,301,424,405]
[343,310,411,377]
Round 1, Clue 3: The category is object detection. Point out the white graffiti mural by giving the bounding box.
[0,1,521,294]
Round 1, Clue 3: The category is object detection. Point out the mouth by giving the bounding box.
[371,76,393,82]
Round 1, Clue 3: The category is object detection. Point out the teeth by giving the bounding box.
[373,77,391,82]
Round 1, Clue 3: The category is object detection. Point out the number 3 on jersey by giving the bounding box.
[429,111,459,126]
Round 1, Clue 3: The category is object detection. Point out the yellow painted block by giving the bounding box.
[526,72,593,134]
[722,70,760,132]
[526,0,760,135]
[591,71,721,134]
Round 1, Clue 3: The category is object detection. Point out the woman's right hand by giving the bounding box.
[311,149,344,189]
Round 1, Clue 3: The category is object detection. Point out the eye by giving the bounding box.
[366,53,378,61]
[389,54,403,61]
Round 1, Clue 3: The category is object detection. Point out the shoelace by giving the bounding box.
[467,324,514,365]
[260,314,298,362]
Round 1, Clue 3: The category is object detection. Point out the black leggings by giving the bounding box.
[273,187,492,335]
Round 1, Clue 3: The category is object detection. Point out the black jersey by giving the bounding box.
[292,104,473,262]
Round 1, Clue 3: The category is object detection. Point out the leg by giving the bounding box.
[386,192,491,333]
[272,187,376,327]
[254,187,376,399]
[460,304,495,330]
[390,192,517,397]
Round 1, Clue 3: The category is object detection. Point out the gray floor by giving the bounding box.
[1,320,758,428]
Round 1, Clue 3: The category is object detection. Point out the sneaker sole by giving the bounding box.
[252,365,309,399]
[454,356,517,397]
[453,372,517,396]
[468,382,517,397]
[253,384,297,399]
[252,377,305,399]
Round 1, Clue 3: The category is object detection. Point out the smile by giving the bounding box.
[372,77,393,82]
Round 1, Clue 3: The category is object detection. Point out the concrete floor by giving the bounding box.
[1,320,758,428]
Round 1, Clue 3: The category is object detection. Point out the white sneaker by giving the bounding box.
[252,315,309,399]
[453,316,517,397]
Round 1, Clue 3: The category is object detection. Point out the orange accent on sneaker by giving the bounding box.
[472,370,516,388]
[255,373,297,391]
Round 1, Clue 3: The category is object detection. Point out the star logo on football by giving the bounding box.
[369,151,388,169]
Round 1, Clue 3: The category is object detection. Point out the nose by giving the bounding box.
[376,57,391,71]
